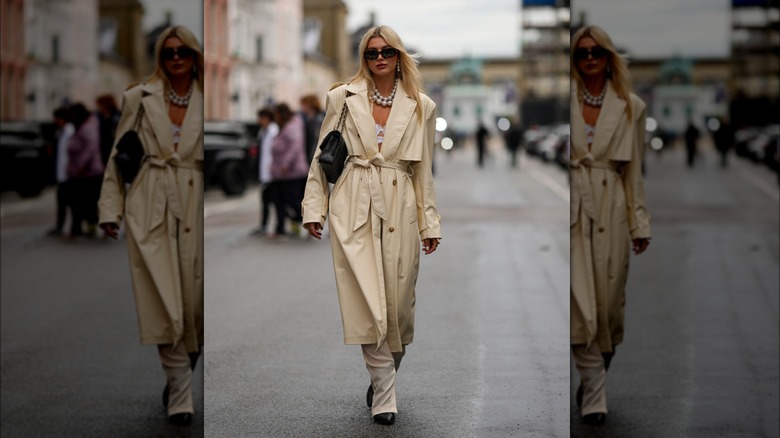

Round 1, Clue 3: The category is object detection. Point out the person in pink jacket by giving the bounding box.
[270,102,309,237]
[66,103,104,237]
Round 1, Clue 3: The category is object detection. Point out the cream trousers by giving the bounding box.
[572,342,607,416]
[361,343,406,416]
[158,343,193,416]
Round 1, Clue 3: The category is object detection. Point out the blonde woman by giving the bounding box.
[302,25,441,425]
[570,25,651,425]
[98,26,204,426]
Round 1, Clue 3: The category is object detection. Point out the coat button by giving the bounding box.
[602,179,607,186]
[189,179,194,186]
[185,227,191,233]
[392,179,397,185]
[389,226,395,232]
[598,227,604,232]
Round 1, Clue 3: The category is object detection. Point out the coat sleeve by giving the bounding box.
[622,100,651,239]
[411,100,442,240]
[301,89,340,226]
[98,89,138,225]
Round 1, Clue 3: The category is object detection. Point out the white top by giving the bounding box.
[259,122,279,184]
[172,123,182,147]
[376,124,385,147]
[56,123,75,183]
[585,123,595,149]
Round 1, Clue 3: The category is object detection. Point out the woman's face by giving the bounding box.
[161,36,195,81]
[365,36,399,80]
[574,36,609,80]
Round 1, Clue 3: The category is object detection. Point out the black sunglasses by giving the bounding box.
[364,47,398,60]
[161,46,195,61]
[573,46,608,61]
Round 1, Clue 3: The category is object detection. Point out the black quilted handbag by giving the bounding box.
[113,103,145,184]
[318,99,349,184]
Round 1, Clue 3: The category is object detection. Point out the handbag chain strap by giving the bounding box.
[336,101,348,133]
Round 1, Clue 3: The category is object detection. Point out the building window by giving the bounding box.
[256,36,263,62]
[52,35,60,63]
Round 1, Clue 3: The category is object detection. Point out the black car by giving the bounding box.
[0,121,56,198]
[203,121,258,196]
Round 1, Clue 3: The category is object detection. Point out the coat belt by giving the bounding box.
[144,154,202,231]
[347,153,412,232]
[570,153,620,224]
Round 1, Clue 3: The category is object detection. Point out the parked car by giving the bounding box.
[0,121,56,198]
[203,121,258,196]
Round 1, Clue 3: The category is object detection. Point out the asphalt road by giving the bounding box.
[1,191,204,437]
[569,142,780,437]
[203,142,571,437]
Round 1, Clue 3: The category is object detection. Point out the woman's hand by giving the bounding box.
[304,222,322,240]
[422,238,440,255]
[101,222,119,240]
[632,238,650,255]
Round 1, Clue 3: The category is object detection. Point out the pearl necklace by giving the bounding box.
[168,84,193,107]
[371,78,398,107]
[582,85,607,107]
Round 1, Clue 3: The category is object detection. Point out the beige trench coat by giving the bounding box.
[99,80,204,353]
[302,80,441,353]
[570,83,651,353]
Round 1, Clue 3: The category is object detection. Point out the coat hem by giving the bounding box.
[344,336,414,346]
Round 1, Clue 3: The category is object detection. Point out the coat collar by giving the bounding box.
[141,79,203,158]
[570,81,627,159]
[345,78,417,159]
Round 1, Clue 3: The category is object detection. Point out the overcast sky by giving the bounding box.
[343,0,520,59]
[571,0,731,58]
[141,0,203,44]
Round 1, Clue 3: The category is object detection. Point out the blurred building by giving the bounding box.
[0,0,27,120]
[303,0,351,97]
[270,0,304,109]
[627,57,730,135]
[205,0,231,120]
[215,0,304,120]
[418,57,521,135]
[730,0,779,127]
[228,0,275,120]
[98,0,146,103]
[24,0,100,121]
[520,0,570,126]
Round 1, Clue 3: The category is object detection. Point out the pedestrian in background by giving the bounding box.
[98,25,204,426]
[302,25,441,426]
[570,25,652,426]
[476,121,489,167]
[504,118,524,169]
[96,94,121,167]
[66,103,104,238]
[713,116,734,169]
[253,107,279,236]
[300,94,325,163]
[48,106,75,236]
[270,102,308,238]
[684,119,700,168]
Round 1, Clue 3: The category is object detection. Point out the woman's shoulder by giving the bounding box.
[628,92,646,115]
[326,82,350,98]
[417,92,436,116]
[121,83,146,107]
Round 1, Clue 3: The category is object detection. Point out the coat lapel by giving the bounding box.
[345,81,374,157]
[141,80,175,157]
[590,82,626,157]
[176,82,203,158]
[381,81,416,160]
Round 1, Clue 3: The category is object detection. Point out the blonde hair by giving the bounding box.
[350,26,424,123]
[571,25,633,120]
[146,26,204,97]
